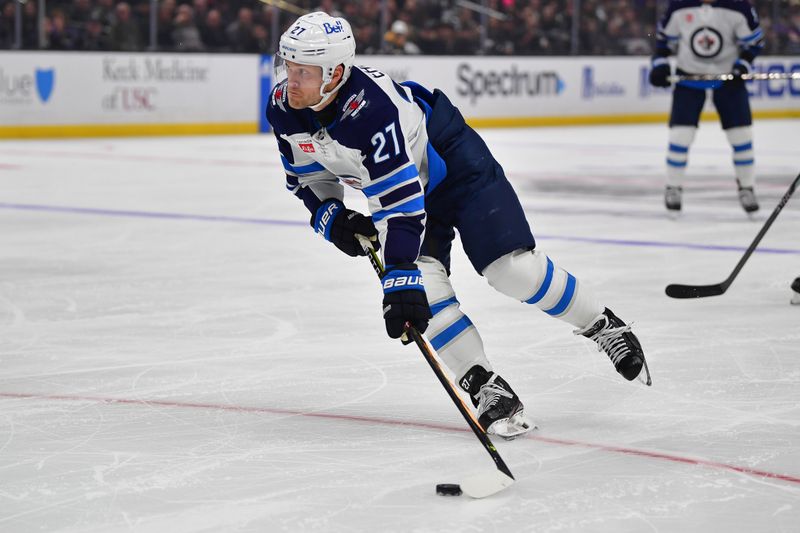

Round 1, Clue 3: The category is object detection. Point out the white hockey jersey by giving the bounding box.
[656,0,763,74]
[267,66,448,267]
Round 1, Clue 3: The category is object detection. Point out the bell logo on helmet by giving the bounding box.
[323,21,344,34]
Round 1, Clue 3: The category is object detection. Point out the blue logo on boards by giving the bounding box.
[35,68,54,103]
[259,55,272,133]
[747,63,800,98]
[581,66,624,99]
[638,63,799,99]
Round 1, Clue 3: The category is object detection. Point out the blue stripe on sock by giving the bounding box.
[733,142,753,152]
[668,143,688,153]
[525,257,554,305]
[734,159,754,166]
[544,273,576,316]
[430,316,473,351]
[430,296,458,316]
[667,159,687,167]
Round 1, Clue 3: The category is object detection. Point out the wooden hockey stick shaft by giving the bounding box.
[668,72,800,82]
[356,235,515,481]
[665,173,800,299]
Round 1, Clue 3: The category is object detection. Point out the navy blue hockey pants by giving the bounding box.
[405,84,536,275]
[670,82,752,129]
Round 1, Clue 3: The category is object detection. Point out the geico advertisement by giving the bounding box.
[0,52,258,125]
[363,56,799,117]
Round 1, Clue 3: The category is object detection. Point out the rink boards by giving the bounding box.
[0,52,798,138]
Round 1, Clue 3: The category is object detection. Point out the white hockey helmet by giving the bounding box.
[277,11,356,110]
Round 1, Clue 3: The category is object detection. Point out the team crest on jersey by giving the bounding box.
[299,140,315,153]
[341,89,368,120]
[272,82,288,112]
[690,27,723,58]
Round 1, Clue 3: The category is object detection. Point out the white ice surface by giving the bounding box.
[1,121,799,532]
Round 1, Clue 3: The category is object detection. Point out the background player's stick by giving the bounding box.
[668,72,800,82]
[356,235,515,499]
[665,173,800,299]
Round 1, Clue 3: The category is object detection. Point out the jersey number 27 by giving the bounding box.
[371,122,400,164]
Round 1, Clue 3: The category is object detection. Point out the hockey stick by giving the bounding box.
[668,72,800,83]
[665,173,800,299]
[356,235,515,498]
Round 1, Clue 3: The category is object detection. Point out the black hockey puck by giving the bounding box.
[435,483,462,496]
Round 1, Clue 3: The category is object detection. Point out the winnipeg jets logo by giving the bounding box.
[341,89,367,120]
[690,27,723,58]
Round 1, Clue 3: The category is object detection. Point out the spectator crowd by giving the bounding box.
[1,0,799,55]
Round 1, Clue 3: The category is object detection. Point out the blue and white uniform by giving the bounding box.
[656,0,762,82]
[652,0,763,189]
[267,66,442,269]
[267,66,604,382]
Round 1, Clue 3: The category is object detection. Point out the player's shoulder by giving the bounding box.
[265,80,306,135]
[337,66,411,119]
[714,0,758,24]
[331,67,412,141]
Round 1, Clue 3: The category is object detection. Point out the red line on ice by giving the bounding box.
[2,391,798,486]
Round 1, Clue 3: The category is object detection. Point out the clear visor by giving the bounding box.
[274,56,326,92]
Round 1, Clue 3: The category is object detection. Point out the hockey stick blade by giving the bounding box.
[665,283,726,299]
[665,173,800,300]
[461,469,516,499]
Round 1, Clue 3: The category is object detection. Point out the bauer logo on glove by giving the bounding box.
[382,274,424,292]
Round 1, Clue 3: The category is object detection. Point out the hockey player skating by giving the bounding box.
[267,12,651,439]
[648,0,764,216]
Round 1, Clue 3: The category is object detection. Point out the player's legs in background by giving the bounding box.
[665,85,706,215]
[712,83,758,213]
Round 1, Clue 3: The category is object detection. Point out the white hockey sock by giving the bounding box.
[725,126,755,187]
[666,126,696,187]
[483,249,603,329]
[418,256,492,380]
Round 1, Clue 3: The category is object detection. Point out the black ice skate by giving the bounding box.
[459,365,534,440]
[737,180,759,214]
[574,308,652,386]
[791,277,800,305]
[664,185,682,216]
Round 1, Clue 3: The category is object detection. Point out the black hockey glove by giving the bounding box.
[312,199,378,257]
[649,61,671,88]
[381,264,431,340]
[728,59,750,86]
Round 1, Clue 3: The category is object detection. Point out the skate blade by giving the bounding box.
[666,210,681,220]
[487,411,537,440]
[635,358,653,387]
[791,293,800,306]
